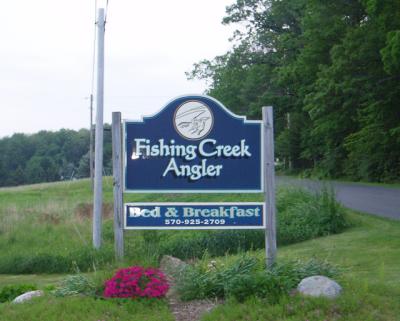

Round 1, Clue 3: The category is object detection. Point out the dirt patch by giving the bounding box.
[166,283,223,321]
[39,212,62,225]
[74,203,113,221]
[168,298,222,321]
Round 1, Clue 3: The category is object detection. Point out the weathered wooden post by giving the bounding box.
[263,106,277,267]
[112,112,124,259]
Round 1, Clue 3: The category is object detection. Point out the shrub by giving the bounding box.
[177,255,340,302]
[104,266,169,299]
[53,274,96,297]
[177,254,260,300]
[0,246,114,274]
[0,284,37,303]
[159,230,264,260]
[158,187,348,260]
[277,187,348,245]
[69,245,115,272]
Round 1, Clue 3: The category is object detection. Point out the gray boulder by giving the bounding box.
[297,275,342,299]
[160,255,188,279]
[12,290,44,304]
[160,255,188,299]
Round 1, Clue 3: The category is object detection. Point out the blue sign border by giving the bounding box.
[124,202,266,230]
[123,94,264,193]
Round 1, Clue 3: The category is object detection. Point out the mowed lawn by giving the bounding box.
[0,179,399,320]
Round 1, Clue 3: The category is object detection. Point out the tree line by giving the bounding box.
[0,127,112,187]
[2,1,399,187]
[188,0,400,182]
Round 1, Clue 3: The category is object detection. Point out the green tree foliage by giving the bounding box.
[25,156,59,184]
[189,0,400,182]
[0,128,112,187]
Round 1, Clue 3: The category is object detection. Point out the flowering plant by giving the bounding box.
[103,266,169,299]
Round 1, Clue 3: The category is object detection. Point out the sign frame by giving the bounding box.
[111,98,277,266]
[122,95,264,194]
[124,202,266,230]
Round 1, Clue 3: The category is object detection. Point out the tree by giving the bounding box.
[0,127,112,187]
[188,0,400,181]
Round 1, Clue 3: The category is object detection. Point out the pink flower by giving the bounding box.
[103,266,169,299]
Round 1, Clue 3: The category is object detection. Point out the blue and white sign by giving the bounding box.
[124,95,263,193]
[125,203,265,230]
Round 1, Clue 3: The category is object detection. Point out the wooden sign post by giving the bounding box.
[263,106,277,267]
[112,112,124,260]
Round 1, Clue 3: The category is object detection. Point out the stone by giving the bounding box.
[160,255,188,279]
[297,275,342,299]
[160,255,189,299]
[12,290,44,304]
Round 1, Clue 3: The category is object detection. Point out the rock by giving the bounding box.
[160,255,188,279]
[12,290,44,304]
[297,275,342,299]
[160,255,189,299]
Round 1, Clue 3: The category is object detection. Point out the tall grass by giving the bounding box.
[200,211,400,321]
[0,179,348,273]
[177,254,339,302]
[155,186,348,260]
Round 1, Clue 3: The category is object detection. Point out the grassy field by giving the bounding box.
[277,172,400,189]
[0,296,174,321]
[0,179,399,320]
[0,178,266,273]
[203,212,400,320]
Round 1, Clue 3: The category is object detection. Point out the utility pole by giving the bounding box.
[93,8,105,249]
[89,94,94,190]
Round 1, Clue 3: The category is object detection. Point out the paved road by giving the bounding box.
[276,176,400,220]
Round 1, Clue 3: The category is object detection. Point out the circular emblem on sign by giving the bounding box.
[173,100,214,140]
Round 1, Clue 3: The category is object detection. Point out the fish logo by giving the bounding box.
[173,100,214,140]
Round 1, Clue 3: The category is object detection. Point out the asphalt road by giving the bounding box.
[276,176,400,220]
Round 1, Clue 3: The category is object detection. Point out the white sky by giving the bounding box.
[0,0,236,138]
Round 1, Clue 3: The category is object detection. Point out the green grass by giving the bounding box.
[0,178,194,273]
[278,213,400,288]
[0,274,65,288]
[0,178,347,272]
[202,289,400,321]
[279,173,400,188]
[0,179,399,320]
[323,178,400,189]
[0,296,173,321]
[200,212,400,320]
